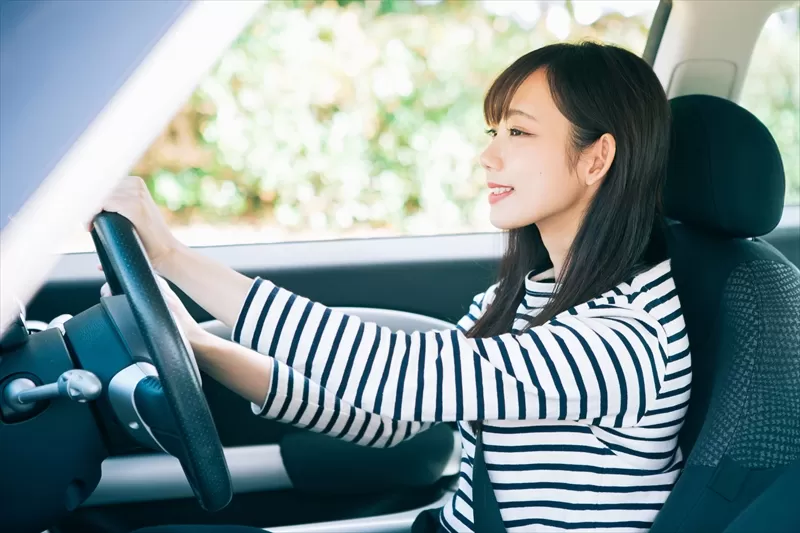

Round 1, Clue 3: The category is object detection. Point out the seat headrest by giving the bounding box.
[664,94,785,238]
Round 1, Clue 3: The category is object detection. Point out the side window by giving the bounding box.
[64,0,659,252]
[739,6,800,205]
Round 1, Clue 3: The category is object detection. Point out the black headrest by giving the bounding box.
[664,94,785,238]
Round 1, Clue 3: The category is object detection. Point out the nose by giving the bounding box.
[480,141,502,172]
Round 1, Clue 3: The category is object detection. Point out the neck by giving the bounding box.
[537,205,586,282]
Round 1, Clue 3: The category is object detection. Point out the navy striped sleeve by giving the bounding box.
[234,278,667,424]
[252,355,434,448]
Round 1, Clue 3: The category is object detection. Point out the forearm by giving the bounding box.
[190,329,434,448]
[191,330,272,407]
[159,244,254,329]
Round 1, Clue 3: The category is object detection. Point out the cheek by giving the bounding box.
[490,161,580,229]
[530,168,579,203]
[521,149,578,208]
[520,173,578,220]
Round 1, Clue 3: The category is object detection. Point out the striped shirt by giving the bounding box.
[232,258,691,532]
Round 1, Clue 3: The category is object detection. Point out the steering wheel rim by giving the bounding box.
[91,211,232,512]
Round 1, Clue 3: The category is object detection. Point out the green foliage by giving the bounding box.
[134,0,799,243]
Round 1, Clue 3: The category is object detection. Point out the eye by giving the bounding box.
[509,128,528,137]
[485,128,497,138]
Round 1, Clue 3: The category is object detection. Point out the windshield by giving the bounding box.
[0,0,189,231]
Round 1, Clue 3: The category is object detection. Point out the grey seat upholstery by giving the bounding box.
[651,95,800,532]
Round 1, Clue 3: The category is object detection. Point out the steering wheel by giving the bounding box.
[91,211,232,511]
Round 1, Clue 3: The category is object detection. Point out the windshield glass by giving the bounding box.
[0,1,188,231]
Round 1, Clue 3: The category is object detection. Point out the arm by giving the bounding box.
[235,278,669,426]
[159,244,254,330]
[155,242,447,446]
[148,250,437,448]
[192,331,434,448]
[94,175,256,328]
[93,176,436,444]
[191,330,272,407]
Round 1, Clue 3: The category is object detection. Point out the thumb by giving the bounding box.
[100,283,112,298]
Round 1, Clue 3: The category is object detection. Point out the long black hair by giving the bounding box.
[468,42,670,346]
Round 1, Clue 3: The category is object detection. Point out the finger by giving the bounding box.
[87,198,122,231]
[92,199,133,227]
[97,264,104,271]
[100,283,111,298]
[98,197,123,215]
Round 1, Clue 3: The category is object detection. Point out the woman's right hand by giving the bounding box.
[90,176,181,273]
[93,176,254,331]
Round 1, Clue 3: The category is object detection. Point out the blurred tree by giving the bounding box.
[128,0,797,249]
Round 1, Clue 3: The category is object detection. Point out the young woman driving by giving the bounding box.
[103,42,691,533]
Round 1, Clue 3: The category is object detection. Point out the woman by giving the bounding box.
[106,41,691,533]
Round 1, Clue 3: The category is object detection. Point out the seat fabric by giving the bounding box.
[651,94,800,532]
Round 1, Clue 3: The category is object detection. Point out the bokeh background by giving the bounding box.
[65,0,799,251]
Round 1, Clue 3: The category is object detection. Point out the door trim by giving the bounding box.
[83,444,291,506]
[84,434,461,506]
[270,491,455,533]
[49,232,505,283]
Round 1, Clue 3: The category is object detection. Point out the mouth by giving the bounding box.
[488,183,515,204]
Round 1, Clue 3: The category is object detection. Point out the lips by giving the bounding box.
[488,182,515,205]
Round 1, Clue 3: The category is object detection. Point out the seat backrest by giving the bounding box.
[651,95,800,532]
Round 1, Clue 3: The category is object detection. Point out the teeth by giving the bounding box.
[491,186,514,194]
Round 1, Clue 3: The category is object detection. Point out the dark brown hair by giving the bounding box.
[467,42,670,430]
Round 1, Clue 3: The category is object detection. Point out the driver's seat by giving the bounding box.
[650,95,800,532]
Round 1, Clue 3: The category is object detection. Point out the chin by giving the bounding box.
[489,214,532,231]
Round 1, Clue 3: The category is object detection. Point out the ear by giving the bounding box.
[579,133,616,187]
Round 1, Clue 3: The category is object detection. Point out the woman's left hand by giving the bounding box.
[101,274,206,346]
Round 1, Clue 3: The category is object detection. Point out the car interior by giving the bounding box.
[0,1,798,533]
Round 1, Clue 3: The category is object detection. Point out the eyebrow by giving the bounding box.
[506,109,538,121]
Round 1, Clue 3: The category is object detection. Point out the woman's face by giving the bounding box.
[480,69,588,231]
